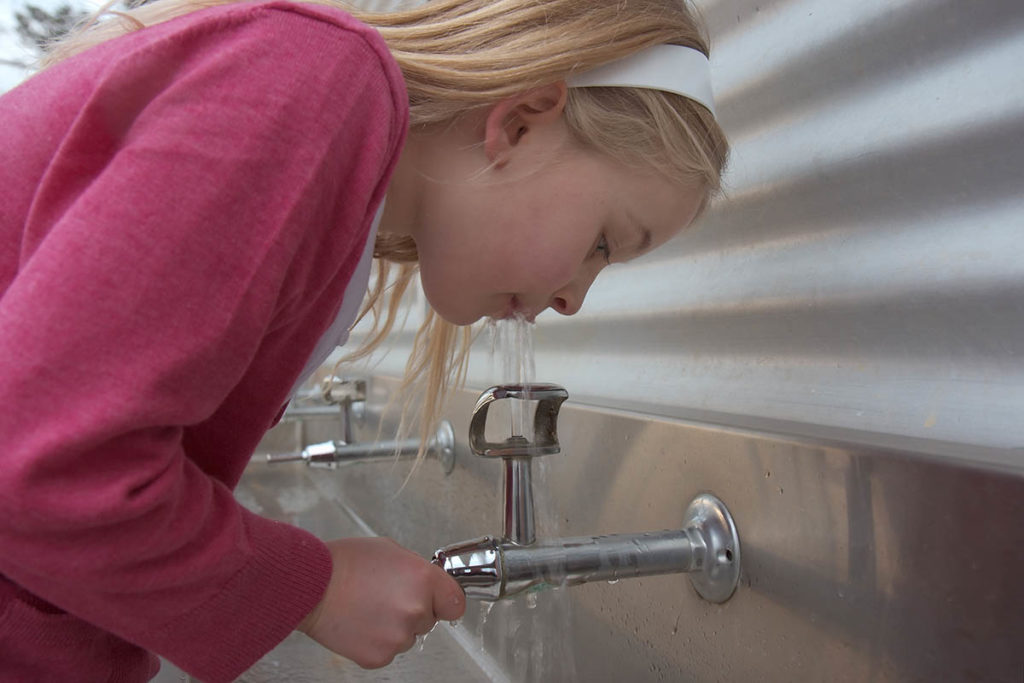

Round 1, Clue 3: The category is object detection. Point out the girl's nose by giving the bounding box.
[549,272,597,316]
[549,292,581,316]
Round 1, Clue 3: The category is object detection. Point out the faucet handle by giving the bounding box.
[468,383,568,458]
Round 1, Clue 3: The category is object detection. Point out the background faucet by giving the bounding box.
[264,420,455,473]
[433,384,742,603]
[282,376,367,444]
[266,376,455,473]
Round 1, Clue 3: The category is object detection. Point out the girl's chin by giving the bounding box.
[434,305,483,327]
[419,289,478,326]
[439,312,481,326]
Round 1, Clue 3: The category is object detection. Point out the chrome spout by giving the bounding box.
[468,384,568,546]
[431,536,503,599]
[265,420,455,474]
[433,494,741,603]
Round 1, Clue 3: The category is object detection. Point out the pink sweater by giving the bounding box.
[0,2,408,680]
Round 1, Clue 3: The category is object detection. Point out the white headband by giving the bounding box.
[566,45,716,117]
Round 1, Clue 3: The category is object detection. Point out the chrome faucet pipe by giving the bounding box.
[504,449,535,545]
[266,437,421,465]
[433,530,696,600]
[278,405,346,420]
[265,420,455,473]
[433,493,741,603]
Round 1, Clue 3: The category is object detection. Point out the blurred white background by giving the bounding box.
[0,0,101,91]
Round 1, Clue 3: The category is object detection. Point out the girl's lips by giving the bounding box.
[496,296,537,323]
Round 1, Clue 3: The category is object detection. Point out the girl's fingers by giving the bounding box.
[431,564,467,622]
[414,617,438,637]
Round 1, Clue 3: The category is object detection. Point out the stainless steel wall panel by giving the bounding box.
[287,378,1024,682]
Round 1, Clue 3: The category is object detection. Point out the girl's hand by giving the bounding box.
[297,537,466,669]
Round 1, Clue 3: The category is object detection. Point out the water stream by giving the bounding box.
[469,315,577,683]
[489,313,535,438]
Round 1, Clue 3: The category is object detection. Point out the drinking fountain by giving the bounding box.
[280,377,368,444]
[432,384,741,603]
[266,376,455,473]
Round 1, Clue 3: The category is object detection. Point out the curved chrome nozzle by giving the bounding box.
[466,383,569,545]
[468,384,568,458]
[431,536,504,600]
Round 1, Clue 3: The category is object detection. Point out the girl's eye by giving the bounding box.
[595,234,612,264]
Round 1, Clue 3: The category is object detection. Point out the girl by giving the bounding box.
[0,0,728,680]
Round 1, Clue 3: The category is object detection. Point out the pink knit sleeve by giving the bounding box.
[0,4,406,681]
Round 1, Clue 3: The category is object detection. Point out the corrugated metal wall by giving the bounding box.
[352,0,1024,458]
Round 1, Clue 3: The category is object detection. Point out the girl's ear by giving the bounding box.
[484,81,568,167]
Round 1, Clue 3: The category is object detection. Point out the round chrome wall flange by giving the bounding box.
[683,493,741,603]
[433,420,456,475]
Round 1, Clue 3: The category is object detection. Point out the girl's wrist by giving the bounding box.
[297,598,324,635]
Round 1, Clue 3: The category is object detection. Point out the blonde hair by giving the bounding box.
[42,0,729,460]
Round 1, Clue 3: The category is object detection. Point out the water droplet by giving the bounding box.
[479,600,496,627]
